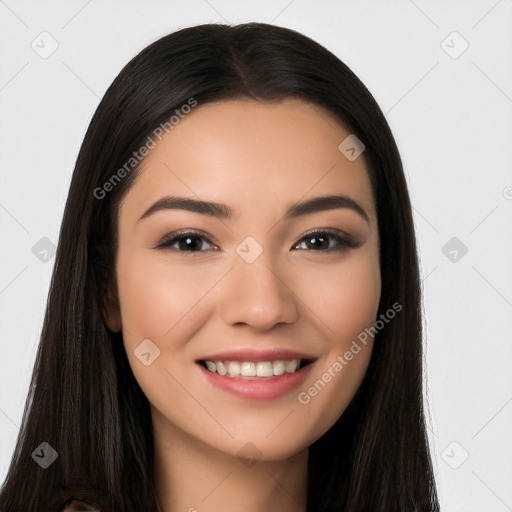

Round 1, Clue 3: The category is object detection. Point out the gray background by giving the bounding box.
[1,1,511,509]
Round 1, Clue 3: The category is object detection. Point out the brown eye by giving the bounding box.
[293,229,359,252]
[155,230,216,255]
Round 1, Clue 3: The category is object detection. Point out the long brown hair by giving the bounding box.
[0,22,439,511]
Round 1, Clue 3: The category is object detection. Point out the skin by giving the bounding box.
[106,98,381,512]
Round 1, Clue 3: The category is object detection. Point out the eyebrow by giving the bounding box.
[138,194,370,224]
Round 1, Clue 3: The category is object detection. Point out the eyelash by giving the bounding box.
[154,228,360,257]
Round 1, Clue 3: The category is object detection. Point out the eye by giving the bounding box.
[292,229,359,253]
[154,230,217,256]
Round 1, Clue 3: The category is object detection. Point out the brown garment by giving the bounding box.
[61,498,101,511]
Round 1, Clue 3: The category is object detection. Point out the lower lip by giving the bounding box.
[198,362,315,401]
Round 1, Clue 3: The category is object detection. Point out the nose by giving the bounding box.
[220,251,299,332]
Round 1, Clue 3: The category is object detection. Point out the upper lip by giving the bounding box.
[196,348,318,362]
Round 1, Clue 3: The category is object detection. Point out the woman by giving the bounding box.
[0,22,440,511]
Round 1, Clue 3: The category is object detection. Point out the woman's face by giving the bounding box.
[110,98,381,461]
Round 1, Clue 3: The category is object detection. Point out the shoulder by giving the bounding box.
[60,498,101,511]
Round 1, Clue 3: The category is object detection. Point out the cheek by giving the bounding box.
[330,261,381,342]
[115,254,210,342]
[114,254,216,411]
[295,249,381,344]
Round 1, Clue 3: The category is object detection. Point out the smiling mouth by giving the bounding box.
[197,358,314,379]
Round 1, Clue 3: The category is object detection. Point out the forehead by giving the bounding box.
[120,98,376,224]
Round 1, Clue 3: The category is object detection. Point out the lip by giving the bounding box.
[196,348,317,362]
[197,359,316,401]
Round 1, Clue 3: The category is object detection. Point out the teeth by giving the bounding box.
[202,358,303,378]
[285,359,298,373]
[216,361,227,376]
[273,360,285,376]
[256,361,273,377]
[228,361,241,376]
[241,362,256,377]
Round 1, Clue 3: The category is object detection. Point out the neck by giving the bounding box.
[152,410,308,512]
